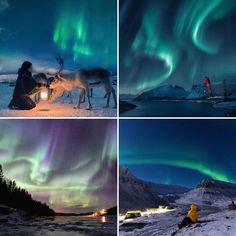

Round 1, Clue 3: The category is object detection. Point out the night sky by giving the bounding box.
[0,0,117,74]
[120,0,236,94]
[0,119,117,213]
[120,120,236,188]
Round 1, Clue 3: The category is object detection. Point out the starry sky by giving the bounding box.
[120,120,236,188]
[0,119,117,213]
[120,0,236,94]
[0,0,117,74]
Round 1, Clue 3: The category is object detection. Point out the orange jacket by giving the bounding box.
[187,204,198,223]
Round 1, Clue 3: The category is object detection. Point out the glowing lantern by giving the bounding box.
[40,89,49,101]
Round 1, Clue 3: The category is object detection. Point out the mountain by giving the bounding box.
[177,179,236,206]
[119,166,189,211]
[135,85,189,100]
[186,84,206,99]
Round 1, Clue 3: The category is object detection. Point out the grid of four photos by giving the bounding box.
[0,0,236,236]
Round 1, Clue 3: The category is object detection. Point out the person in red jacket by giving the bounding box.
[203,76,212,96]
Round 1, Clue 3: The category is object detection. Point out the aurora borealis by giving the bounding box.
[120,0,236,94]
[0,119,117,213]
[0,0,116,74]
[120,120,236,188]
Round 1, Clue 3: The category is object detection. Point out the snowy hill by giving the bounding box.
[177,179,236,207]
[135,85,189,100]
[0,204,26,224]
[0,74,17,82]
[119,167,189,211]
[120,207,236,236]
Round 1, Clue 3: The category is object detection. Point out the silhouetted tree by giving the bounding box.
[0,165,54,216]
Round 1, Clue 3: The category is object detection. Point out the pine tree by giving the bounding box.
[0,164,3,179]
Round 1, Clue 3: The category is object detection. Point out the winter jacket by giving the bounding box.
[13,69,37,96]
[187,204,198,223]
[204,77,211,86]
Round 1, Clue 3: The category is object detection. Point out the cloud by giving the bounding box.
[0,54,58,74]
[0,0,9,12]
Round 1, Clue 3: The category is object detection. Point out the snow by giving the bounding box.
[0,74,17,82]
[132,81,236,103]
[120,178,236,235]
[0,83,117,117]
[120,206,236,236]
[0,205,116,235]
[177,179,236,207]
[119,167,189,212]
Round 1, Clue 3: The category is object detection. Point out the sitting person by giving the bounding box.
[178,204,198,229]
[228,200,236,210]
[8,61,43,110]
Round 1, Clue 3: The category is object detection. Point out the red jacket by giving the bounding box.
[204,77,211,86]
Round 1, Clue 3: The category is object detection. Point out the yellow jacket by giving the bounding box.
[187,204,198,223]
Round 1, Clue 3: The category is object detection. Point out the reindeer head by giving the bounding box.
[49,56,64,89]
[48,86,65,103]
[50,75,63,89]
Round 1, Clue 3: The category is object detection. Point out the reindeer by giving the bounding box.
[49,57,117,110]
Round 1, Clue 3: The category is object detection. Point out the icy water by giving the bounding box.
[120,100,230,117]
[3,215,117,236]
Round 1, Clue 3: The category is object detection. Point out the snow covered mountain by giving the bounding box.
[177,179,236,206]
[186,84,206,99]
[0,74,17,82]
[119,166,189,211]
[135,85,190,100]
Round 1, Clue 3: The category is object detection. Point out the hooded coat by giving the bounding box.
[187,204,198,223]
[9,61,39,110]
[13,65,37,96]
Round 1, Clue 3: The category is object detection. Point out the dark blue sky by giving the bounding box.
[120,120,236,188]
[0,0,117,74]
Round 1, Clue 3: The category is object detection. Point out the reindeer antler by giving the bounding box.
[55,55,64,74]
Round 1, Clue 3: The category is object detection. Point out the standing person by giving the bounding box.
[178,204,199,229]
[203,76,212,96]
[8,61,43,110]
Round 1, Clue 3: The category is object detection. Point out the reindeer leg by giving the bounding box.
[103,87,111,108]
[111,87,117,109]
[90,88,93,98]
[107,83,117,109]
[68,91,73,104]
[60,91,65,104]
[81,89,85,103]
[86,86,92,110]
[75,89,81,109]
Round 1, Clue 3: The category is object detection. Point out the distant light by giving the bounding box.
[101,216,106,223]
[100,209,107,215]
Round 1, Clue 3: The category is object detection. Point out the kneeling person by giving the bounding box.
[9,61,43,110]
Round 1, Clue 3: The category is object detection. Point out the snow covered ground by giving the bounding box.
[120,206,236,236]
[0,83,117,117]
[0,205,117,235]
